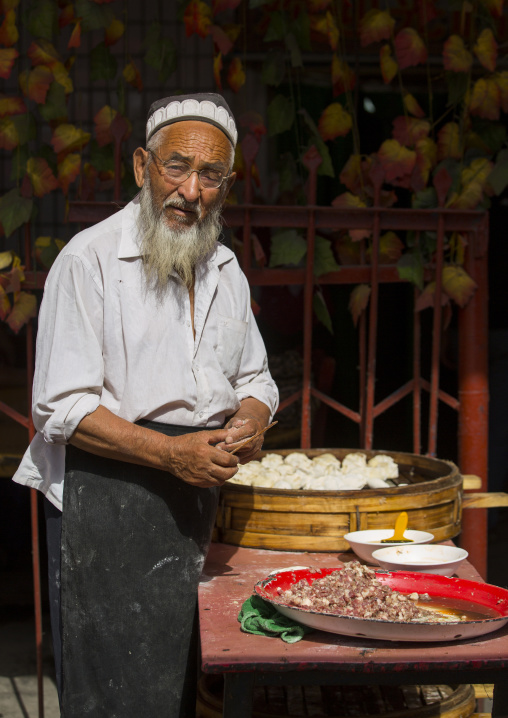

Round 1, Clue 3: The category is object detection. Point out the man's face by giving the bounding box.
[133,120,236,231]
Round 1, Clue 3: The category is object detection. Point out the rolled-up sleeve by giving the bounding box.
[32,253,104,444]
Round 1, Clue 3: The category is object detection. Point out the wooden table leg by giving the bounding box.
[223,672,254,718]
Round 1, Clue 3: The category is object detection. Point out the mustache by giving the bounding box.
[163,195,202,218]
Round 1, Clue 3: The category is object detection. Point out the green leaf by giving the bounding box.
[75,0,114,31]
[445,71,469,108]
[144,24,178,84]
[261,50,286,87]
[397,251,424,290]
[0,189,33,238]
[313,291,333,334]
[90,43,118,82]
[34,236,63,269]
[487,149,508,196]
[412,187,437,209]
[264,11,286,42]
[89,141,115,173]
[290,10,310,51]
[471,119,507,155]
[28,0,58,40]
[39,82,67,122]
[269,230,307,267]
[11,114,36,146]
[267,94,294,137]
[285,32,302,68]
[314,236,340,277]
[10,145,30,182]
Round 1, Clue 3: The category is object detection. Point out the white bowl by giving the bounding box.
[371,544,468,576]
[343,529,434,564]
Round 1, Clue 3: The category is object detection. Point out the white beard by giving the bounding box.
[137,173,224,297]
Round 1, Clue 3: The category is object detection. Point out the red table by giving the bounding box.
[198,543,508,718]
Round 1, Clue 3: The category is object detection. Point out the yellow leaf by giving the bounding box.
[27,157,59,197]
[6,291,37,334]
[0,250,13,269]
[0,47,18,80]
[380,44,397,84]
[0,9,19,47]
[443,35,472,72]
[0,95,26,116]
[349,284,371,326]
[474,28,497,72]
[318,103,352,141]
[377,139,417,182]
[52,62,73,93]
[0,285,10,321]
[469,77,500,120]
[331,56,355,95]
[378,231,404,263]
[448,157,493,209]
[437,123,462,160]
[325,10,339,51]
[105,18,125,46]
[58,153,81,195]
[359,9,395,47]
[331,192,367,208]
[442,265,477,307]
[415,137,437,185]
[51,124,91,155]
[0,117,19,150]
[403,93,425,118]
[227,57,245,93]
[495,70,508,113]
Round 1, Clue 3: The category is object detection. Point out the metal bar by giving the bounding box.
[427,214,445,455]
[364,203,381,449]
[24,222,44,718]
[310,388,361,424]
[0,400,29,427]
[458,227,489,578]
[276,390,303,414]
[413,285,422,454]
[419,379,460,411]
[372,380,415,418]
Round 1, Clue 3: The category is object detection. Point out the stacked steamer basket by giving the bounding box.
[213,448,462,552]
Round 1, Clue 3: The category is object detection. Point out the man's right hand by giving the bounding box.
[165,429,239,487]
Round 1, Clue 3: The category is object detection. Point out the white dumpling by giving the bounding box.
[312,453,341,468]
[367,454,399,479]
[309,463,328,478]
[342,453,367,472]
[261,453,284,468]
[366,475,391,489]
[276,464,298,477]
[272,479,293,489]
[284,453,314,470]
[337,470,367,490]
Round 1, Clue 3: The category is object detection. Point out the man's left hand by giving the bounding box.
[216,397,272,463]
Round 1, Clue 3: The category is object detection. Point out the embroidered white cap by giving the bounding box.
[146,93,237,147]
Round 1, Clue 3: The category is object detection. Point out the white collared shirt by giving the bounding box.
[12,197,278,510]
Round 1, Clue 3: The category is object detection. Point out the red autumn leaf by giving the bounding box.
[227,56,245,93]
[443,35,472,72]
[495,71,508,113]
[469,77,500,121]
[0,48,18,80]
[331,192,367,209]
[318,103,352,141]
[339,154,372,195]
[392,116,430,146]
[480,0,504,17]
[0,95,26,116]
[6,291,37,334]
[415,282,450,312]
[59,3,75,28]
[403,93,425,118]
[412,137,437,190]
[26,157,59,198]
[27,40,60,68]
[0,286,10,321]
[0,9,18,46]
[210,24,233,55]
[359,9,395,47]
[349,284,371,326]
[442,265,477,307]
[68,20,81,49]
[19,66,53,104]
[183,0,212,38]
[0,0,20,12]
[1,262,24,293]
[394,28,427,70]
[331,56,355,96]
[94,106,117,146]
[474,28,497,73]
[379,44,397,84]
[417,0,438,25]
[123,60,143,91]
[437,123,461,160]
[377,139,417,183]
[213,0,242,12]
[104,17,125,46]
[0,117,18,150]
[238,111,266,140]
[51,123,91,154]
[58,153,81,195]
[213,52,222,90]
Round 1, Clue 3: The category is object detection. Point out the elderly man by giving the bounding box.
[13,93,278,717]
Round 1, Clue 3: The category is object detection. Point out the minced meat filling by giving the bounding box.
[277,561,438,623]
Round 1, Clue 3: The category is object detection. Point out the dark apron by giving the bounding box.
[60,421,219,718]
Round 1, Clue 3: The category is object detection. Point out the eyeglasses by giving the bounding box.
[148,150,231,189]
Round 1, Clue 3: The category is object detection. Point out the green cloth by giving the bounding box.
[238,595,314,643]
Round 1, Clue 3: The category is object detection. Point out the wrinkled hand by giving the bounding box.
[216,417,264,463]
[165,429,239,487]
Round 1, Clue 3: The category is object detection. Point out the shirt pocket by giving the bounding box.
[216,315,248,381]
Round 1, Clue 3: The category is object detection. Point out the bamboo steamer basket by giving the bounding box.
[214,448,462,552]
[196,675,476,718]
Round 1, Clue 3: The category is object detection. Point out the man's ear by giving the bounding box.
[133,148,148,188]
